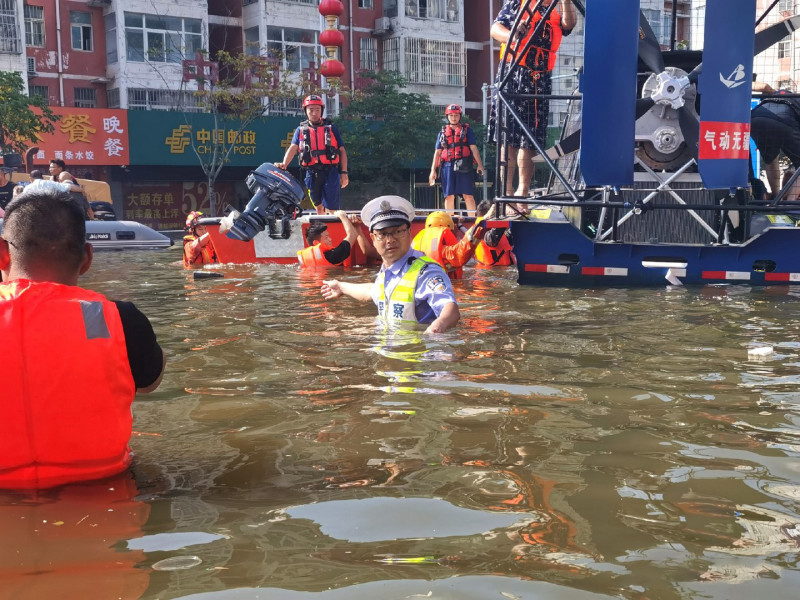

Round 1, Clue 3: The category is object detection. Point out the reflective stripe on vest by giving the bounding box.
[183,235,217,267]
[411,226,463,279]
[375,256,438,324]
[297,243,335,267]
[299,121,340,167]
[0,279,136,489]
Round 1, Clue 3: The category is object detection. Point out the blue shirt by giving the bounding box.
[371,249,456,324]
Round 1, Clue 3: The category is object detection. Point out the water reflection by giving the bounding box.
[3,249,799,599]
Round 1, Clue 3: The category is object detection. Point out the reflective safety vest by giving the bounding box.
[411,225,464,279]
[376,256,438,325]
[502,4,562,72]
[297,242,351,267]
[299,120,341,167]
[475,233,514,266]
[440,124,472,163]
[0,279,136,489]
[183,234,218,267]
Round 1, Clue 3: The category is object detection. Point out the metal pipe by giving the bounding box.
[348,0,355,90]
[55,0,64,106]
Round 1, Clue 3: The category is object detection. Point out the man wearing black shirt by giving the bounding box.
[0,168,16,211]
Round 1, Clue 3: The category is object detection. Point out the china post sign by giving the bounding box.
[128,111,297,167]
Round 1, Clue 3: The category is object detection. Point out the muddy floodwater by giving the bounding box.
[3,248,800,600]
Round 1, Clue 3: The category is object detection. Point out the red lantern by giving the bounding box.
[319,28,345,48]
[320,59,345,79]
[319,0,344,17]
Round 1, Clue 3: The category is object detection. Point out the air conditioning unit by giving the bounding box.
[27,57,37,76]
[374,17,392,36]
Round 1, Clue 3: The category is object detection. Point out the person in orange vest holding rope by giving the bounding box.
[411,211,487,280]
[429,104,485,216]
[276,94,349,215]
[183,210,218,267]
[298,210,363,267]
[473,200,515,267]
[0,188,165,489]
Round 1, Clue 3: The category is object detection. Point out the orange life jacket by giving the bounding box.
[299,120,341,167]
[183,234,218,267]
[502,3,562,72]
[475,233,514,266]
[411,226,464,279]
[440,124,472,163]
[297,242,352,267]
[0,280,136,489]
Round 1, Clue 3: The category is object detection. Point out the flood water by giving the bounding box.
[3,248,800,600]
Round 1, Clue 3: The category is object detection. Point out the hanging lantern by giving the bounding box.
[318,0,345,82]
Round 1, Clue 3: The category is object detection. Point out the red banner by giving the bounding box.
[31,107,130,166]
[698,121,751,161]
[120,181,234,230]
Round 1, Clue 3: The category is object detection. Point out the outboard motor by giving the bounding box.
[223,163,305,242]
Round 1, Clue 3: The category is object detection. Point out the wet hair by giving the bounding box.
[477,199,493,217]
[50,158,66,170]
[305,221,327,245]
[2,188,86,270]
[29,170,43,179]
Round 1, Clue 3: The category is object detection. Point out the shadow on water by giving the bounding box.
[4,248,800,599]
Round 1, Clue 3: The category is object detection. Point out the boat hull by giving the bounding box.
[0,219,173,251]
[510,219,800,286]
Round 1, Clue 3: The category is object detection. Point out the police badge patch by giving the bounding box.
[426,276,446,293]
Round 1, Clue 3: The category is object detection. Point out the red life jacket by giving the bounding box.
[411,226,464,279]
[475,233,514,266]
[440,124,472,163]
[297,242,352,267]
[503,3,563,72]
[299,120,341,167]
[183,234,218,267]
[0,280,136,489]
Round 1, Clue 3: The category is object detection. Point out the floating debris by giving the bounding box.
[152,555,202,571]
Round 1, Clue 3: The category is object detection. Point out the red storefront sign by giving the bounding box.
[31,107,130,166]
[120,181,234,230]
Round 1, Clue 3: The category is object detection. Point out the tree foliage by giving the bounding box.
[0,71,59,154]
[337,71,442,183]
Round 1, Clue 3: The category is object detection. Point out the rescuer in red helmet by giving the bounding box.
[275,94,349,215]
[429,104,484,216]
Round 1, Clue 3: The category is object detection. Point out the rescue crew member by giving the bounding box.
[750,89,800,199]
[488,0,577,202]
[276,95,349,215]
[429,104,485,215]
[411,210,487,279]
[473,200,515,267]
[321,196,460,334]
[298,210,362,267]
[0,188,165,489]
[183,210,218,267]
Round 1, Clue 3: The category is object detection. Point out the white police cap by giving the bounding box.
[360,195,415,231]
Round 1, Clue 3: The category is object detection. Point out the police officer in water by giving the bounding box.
[321,196,460,334]
[275,95,349,215]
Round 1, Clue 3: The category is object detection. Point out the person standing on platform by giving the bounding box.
[429,104,484,215]
[276,95,349,215]
[320,196,460,334]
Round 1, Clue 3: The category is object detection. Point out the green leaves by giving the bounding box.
[0,71,59,154]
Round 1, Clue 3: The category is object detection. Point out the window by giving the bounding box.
[359,37,377,71]
[71,12,93,51]
[0,0,21,54]
[779,38,791,60]
[383,36,400,73]
[124,13,202,64]
[243,0,259,5]
[29,85,48,103]
[404,37,464,86]
[105,13,117,64]
[404,0,455,21]
[107,87,120,108]
[24,4,44,47]
[74,87,96,108]
[244,26,260,57]
[266,26,318,71]
[358,0,373,7]
[128,88,202,112]
[779,0,794,12]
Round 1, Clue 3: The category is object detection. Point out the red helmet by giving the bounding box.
[185,210,204,230]
[303,94,325,115]
[445,104,462,115]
